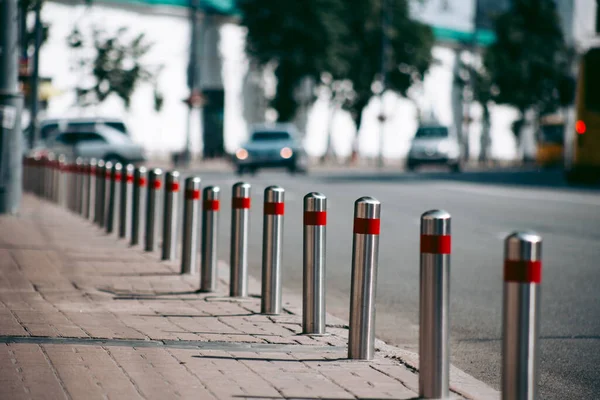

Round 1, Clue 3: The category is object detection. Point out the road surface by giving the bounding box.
[177,168,600,399]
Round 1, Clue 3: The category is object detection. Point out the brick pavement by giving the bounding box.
[0,195,498,399]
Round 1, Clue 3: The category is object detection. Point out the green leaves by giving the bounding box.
[67,26,162,110]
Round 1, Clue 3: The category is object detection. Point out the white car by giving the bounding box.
[406,125,461,172]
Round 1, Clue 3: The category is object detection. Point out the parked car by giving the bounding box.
[34,125,146,164]
[39,117,130,141]
[233,124,308,174]
[406,125,461,172]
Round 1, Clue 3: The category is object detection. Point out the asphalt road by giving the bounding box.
[177,167,600,399]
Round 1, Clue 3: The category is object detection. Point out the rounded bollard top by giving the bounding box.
[89,158,97,166]
[184,176,201,187]
[104,161,113,170]
[125,164,135,173]
[420,209,451,236]
[166,170,180,179]
[203,186,220,198]
[354,197,381,219]
[232,182,251,198]
[113,163,122,171]
[135,166,147,174]
[150,168,163,176]
[304,192,326,212]
[264,186,285,203]
[97,160,105,167]
[75,157,83,165]
[505,231,542,262]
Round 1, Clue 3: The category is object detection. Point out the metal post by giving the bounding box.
[145,168,162,252]
[119,164,134,239]
[74,158,83,214]
[44,155,53,201]
[103,161,113,228]
[419,210,451,399]
[230,182,251,297]
[57,155,65,206]
[94,160,105,225]
[161,171,180,260]
[348,197,381,360]
[303,192,327,334]
[181,177,201,274]
[79,161,88,215]
[98,161,111,227]
[200,186,220,292]
[502,232,542,400]
[85,159,97,220]
[0,0,24,215]
[261,186,285,315]
[131,166,147,246]
[106,163,122,234]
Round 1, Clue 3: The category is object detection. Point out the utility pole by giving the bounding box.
[0,0,24,214]
[378,0,389,169]
[184,0,200,167]
[29,0,43,149]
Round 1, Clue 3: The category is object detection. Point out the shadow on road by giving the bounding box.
[318,169,600,192]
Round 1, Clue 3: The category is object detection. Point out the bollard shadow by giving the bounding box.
[235,397,420,400]
[192,354,348,363]
[166,331,281,337]
[135,313,257,318]
[108,271,180,277]
[107,289,202,300]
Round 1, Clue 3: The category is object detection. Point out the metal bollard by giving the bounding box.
[98,161,112,227]
[106,163,122,234]
[261,186,285,315]
[57,156,67,207]
[230,182,251,297]
[161,171,180,260]
[145,168,163,252]
[200,186,220,292]
[85,159,97,220]
[348,197,381,360]
[74,158,83,214]
[131,166,147,246]
[303,192,327,334]
[181,177,201,274]
[94,160,106,225]
[119,164,134,239]
[419,210,451,399]
[79,161,88,216]
[502,232,542,400]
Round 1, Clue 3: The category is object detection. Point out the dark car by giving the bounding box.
[233,124,308,174]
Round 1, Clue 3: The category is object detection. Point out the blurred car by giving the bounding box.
[38,117,130,141]
[406,125,461,172]
[233,124,308,174]
[32,125,146,164]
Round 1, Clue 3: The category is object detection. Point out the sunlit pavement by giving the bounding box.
[173,166,600,400]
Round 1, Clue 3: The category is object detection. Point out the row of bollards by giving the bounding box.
[22,155,542,400]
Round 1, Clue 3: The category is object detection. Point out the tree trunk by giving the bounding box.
[346,97,370,165]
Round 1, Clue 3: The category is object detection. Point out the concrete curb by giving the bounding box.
[214,261,500,400]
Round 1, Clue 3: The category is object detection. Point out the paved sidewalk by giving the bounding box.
[0,195,498,399]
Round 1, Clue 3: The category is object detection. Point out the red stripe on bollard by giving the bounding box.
[353,217,380,235]
[420,234,451,254]
[126,174,133,183]
[504,260,542,283]
[304,211,327,226]
[138,177,147,187]
[170,182,180,192]
[264,202,284,215]
[153,180,162,190]
[186,189,200,200]
[204,199,220,211]
[115,173,122,182]
[232,197,251,209]
[105,171,111,179]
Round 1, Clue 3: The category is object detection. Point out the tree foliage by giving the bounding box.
[484,0,573,119]
[238,0,434,129]
[67,26,163,111]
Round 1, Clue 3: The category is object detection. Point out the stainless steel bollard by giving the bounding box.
[419,210,451,399]
[131,166,147,246]
[200,186,220,292]
[181,177,201,274]
[161,171,180,260]
[106,163,122,234]
[85,159,97,220]
[94,161,105,225]
[145,168,163,252]
[502,232,542,400]
[98,161,112,227]
[348,197,381,360]
[303,192,327,334]
[261,186,285,315]
[230,182,251,297]
[119,164,134,239]
[79,161,88,216]
[74,158,83,214]
[57,156,66,207]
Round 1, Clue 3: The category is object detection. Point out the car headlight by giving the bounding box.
[236,148,248,160]
[280,147,293,159]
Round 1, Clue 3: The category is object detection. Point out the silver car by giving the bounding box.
[36,125,146,164]
[406,125,461,172]
[233,124,308,174]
